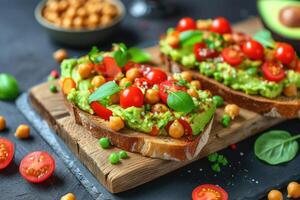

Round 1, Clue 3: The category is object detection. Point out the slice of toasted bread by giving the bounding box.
[63,96,213,161]
[161,53,300,119]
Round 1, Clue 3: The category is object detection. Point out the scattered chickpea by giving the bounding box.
[126,68,142,81]
[166,32,179,48]
[91,75,106,88]
[187,88,199,98]
[268,190,283,200]
[119,78,131,88]
[61,192,76,200]
[109,116,124,131]
[168,120,184,139]
[190,80,201,90]
[110,93,120,104]
[78,63,93,79]
[265,49,275,62]
[0,116,6,131]
[287,181,300,198]
[15,124,30,139]
[151,103,169,113]
[145,89,160,104]
[196,19,212,30]
[181,71,193,82]
[224,104,240,119]
[283,83,297,97]
[53,49,68,63]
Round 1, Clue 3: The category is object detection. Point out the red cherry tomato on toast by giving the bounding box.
[221,48,243,66]
[242,40,264,60]
[210,17,232,34]
[94,57,121,78]
[159,80,186,103]
[275,43,295,65]
[145,69,167,85]
[177,17,196,32]
[192,184,228,200]
[90,101,113,121]
[194,42,218,62]
[261,61,286,82]
[120,86,144,108]
[0,138,14,170]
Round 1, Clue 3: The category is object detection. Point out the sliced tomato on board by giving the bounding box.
[194,42,218,62]
[192,184,228,200]
[90,101,113,121]
[145,69,168,85]
[159,80,187,103]
[0,138,14,170]
[221,48,243,66]
[94,57,121,78]
[261,61,286,82]
[19,151,55,183]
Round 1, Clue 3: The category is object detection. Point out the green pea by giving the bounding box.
[99,137,110,149]
[49,85,57,93]
[212,95,224,107]
[221,114,231,128]
[109,153,120,164]
[119,150,128,159]
[0,73,19,100]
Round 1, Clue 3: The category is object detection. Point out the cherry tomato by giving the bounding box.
[275,43,295,65]
[242,40,264,60]
[210,17,232,34]
[95,57,121,78]
[150,126,160,136]
[90,101,113,121]
[19,151,55,183]
[221,48,243,66]
[0,138,14,170]
[177,17,196,32]
[194,42,218,62]
[145,69,168,85]
[124,61,141,72]
[120,86,144,108]
[159,80,186,103]
[192,184,228,200]
[134,77,153,89]
[261,61,286,82]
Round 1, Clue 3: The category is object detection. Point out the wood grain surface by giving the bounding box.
[29,18,284,193]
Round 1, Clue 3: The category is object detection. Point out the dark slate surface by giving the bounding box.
[1,0,300,199]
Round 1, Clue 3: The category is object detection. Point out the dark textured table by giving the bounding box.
[1,0,300,200]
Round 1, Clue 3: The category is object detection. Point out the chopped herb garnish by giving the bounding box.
[88,46,103,64]
[211,163,221,172]
[207,152,229,172]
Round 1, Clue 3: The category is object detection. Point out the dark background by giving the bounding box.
[2,0,297,200]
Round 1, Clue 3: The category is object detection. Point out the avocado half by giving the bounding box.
[257,0,300,53]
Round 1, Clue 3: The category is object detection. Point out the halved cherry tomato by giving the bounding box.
[221,48,243,66]
[192,184,228,200]
[95,57,121,78]
[275,43,295,65]
[288,57,298,69]
[194,42,218,62]
[124,61,141,72]
[150,126,160,136]
[165,119,193,135]
[261,61,286,82]
[134,77,153,89]
[62,78,76,95]
[120,86,144,108]
[0,138,14,170]
[90,101,113,121]
[210,17,232,34]
[19,151,55,183]
[145,69,168,85]
[242,40,264,60]
[177,17,196,32]
[159,80,187,103]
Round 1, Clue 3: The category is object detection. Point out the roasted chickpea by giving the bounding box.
[47,1,59,12]
[53,49,68,63]
[87,14,99,26]
[119,78,131,88]
[110,93,120,104]
[100,15,112,26]
[102,3,117,17]
[61,192,76,200]
[15,124,30,139]
[109,116,124,131]
[283,83,297,97]
[265,49,275,62]
[151,103,169,113]
[166,33,179,48]
[267,190,283,200]
[0,116,6,131]
[126,68,142,81]
[168,120,184,139]
[223,33,233,43]
[196,19,212,30]
[187,88,199,98]
[190,80,201,89]
[61,17,73,28]
[65,8,77,19]
[224,104,240,119]
[57,1,69,12]
[181,71,193,82]
[287,181,300,198]
[44,11,59,23]
[78,63,93,79]
[76,7,87,18]
[73,17,83,28]
[145,89,160,104]
[91,75,106,88]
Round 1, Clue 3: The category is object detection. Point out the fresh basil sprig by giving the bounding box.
[253,29,275,49]
[167,91,195,113]
[88,81,120,103]
[88,46,103,64]
[113,43,129,67]
[128,47,151,63]
[254,130,300,165]
[179,30,203,47]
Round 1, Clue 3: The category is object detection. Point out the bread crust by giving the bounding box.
[161,53,300,118]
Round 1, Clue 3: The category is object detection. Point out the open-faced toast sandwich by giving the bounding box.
[160,17,300,118]
[60,44,216,161]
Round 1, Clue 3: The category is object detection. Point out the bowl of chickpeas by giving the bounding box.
[35,0,125,47]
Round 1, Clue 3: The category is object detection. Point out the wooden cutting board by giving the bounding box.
[29,17,284,193]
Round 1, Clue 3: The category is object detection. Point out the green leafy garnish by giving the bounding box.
[204,32,224,50]
[253,29,275,49]
[176,78,188,87]
[167,91,195,113]
[128,48,151,63]
[254,130,300,165]
[113,43,129,67]
[207,152,229,173]
[88,81,120,103]
[211,163,221,172]
[207,153,218,162]
[179,30,203,47]
[88,46,103,64]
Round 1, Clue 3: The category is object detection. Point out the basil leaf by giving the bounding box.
[254,130,300,165]
[128,48,151,63]
[167,91,195,113]
[88,46,103,64]
[179,30,203,47]
[253,29,275,49]
[113,50,128,67]
[88,81,120,103]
